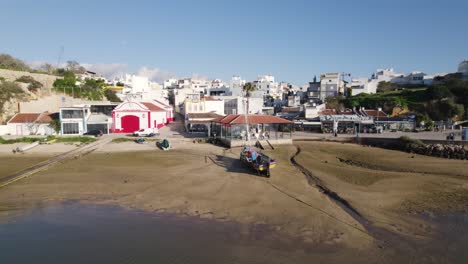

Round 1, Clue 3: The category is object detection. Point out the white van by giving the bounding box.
[133,128,159,137]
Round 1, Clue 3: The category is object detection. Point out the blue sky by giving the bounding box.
[1,0,467,84]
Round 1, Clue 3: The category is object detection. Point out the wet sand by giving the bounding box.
[1,140,468,262]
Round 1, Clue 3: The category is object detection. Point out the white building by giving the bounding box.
[213,96,263,115]
[164,78,178,89]
[230,75,246,97]
[253,75,281,98]
[352,68,433,96]
[112,101,172,133]
[7,113,55,136]
[304,103,326,120]
[115,74,169,103]
[319,73,345,101]
[373,68,404,83]
[350,78,372,96]
[392,71,426,86]
[210,79,224,89]
[287,95,301,107]
[60,103,118,135]
[191,79,210,94]
[121,74,151,93]
[181,94,224,117]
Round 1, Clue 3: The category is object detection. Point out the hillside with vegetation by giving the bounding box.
[327,74,468,125]
[52,70,121,102]
[0,53,121,102]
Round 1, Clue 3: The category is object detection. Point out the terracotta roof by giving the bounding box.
[8,113,52,124]
[211,115,226,122]
[203,96,222,101]
[153,99,170,108]
[363,109,387,118]
[218,115,241,124]
[141,102,165,112]
[213,114,292,125]
[339,109,355,115]
[319,109,337,116]
[187,112,222,119]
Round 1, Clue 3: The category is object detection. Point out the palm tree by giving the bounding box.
[242,82,256,143]
[242,82,256,115]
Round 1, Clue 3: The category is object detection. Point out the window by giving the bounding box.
[62,110,83,119]
[63,123,79,134]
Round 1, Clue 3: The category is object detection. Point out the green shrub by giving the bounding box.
[111,137,135,143]
[0,54,31,71]
[16,75,43,92]
[46,135,96,143]
[398,136,425,150]
[104,89,122,102]
[0,80,24,110]
[0,137,40,144]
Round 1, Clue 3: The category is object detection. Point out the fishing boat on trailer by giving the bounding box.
[240,146,276,177]
[238,89,276,177]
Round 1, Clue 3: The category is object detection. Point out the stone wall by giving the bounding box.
[19,93,111,113]
[354,137,468,148]
[223,138,293,148]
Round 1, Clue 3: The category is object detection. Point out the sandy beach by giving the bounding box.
[1,139,467,262]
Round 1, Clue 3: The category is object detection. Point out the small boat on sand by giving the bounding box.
[157,139,171,151]
[135,138,146,144]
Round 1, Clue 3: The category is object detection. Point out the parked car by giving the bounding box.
[84,130,103,137]
[133,128,158,137]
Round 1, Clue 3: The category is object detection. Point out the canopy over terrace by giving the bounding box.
[185,112,223,135]
[211,114,294,147]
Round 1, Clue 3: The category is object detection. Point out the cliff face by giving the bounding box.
[0,68,59,93]
[0,69,59,124]
[0,69,112,124]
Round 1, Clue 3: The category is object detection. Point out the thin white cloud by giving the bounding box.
[27,60,179,83]
[136,66,176,83]
[28,60,66,69]
[190,73,209,81]
[82,63,128,79]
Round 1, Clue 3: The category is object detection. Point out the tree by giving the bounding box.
[104,89,122,102]
[377,81,399,93]
[66,60,86,74]
[427,85,453,100]
[24,118,40,135]
[49,118,61,133]
[40,63,55,74]
[0,53,31,71]
[242,82,256,114]
[0,80,24,113]
[326,96,345,111]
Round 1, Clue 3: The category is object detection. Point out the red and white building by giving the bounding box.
[112,100,173,133]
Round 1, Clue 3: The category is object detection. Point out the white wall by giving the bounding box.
[204,100,225,115]
[8,123,54,136]
[0,125,9,135]
[305,103,326,119]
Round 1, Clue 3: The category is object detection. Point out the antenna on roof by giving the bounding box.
[56,46,64,69]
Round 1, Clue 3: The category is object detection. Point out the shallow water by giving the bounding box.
[1,202,467,264]
[0,202,321,264]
